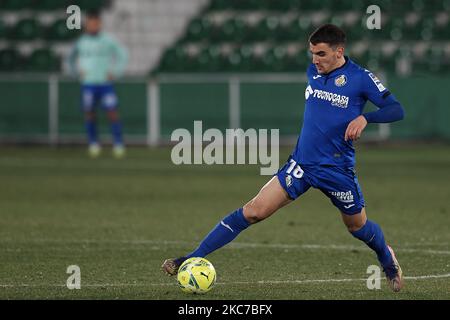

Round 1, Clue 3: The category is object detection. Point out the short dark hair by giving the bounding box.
[309,24,346,48]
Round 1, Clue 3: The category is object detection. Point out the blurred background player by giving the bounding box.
[68,9,128,158]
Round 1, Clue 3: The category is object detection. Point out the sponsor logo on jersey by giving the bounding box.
[313,75,322,79]
[334,74,347,87]
[305,83,349,108]
[367,72,386,92]
[329,190,354,203]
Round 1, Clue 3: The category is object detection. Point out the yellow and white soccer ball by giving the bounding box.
[177,257,216,294]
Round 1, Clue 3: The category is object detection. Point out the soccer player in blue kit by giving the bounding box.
[162,24,405,292]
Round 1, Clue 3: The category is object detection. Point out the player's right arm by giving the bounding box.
[67,40,81,79]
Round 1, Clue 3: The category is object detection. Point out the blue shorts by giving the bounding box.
[276,157,365,215]
[81,84,118,112]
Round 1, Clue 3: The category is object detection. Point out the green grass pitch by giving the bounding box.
[0,144,449,299]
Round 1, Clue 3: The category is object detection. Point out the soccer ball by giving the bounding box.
[177,257,216,294]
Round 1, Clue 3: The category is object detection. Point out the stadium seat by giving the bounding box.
[183,17,211,42]
[229,0,263,11]
[433,20,450,40]
[201,46,226,72]
[261,46,289,72]
[158,46,190,72]
[0,19,6,39]
[215,18,246,43]
[26,48,60,72]
[0,0,34,10]
[207,0,229,11]
[282,16,314,41]
[154,0,449,74]
[33,0,67,11]
[330,0,365,12]
[283,49,310,71]
[265,0,300,12]
[0,47,22,71]
[71,0,106,11]
[9,18,42,41]
[45,18,81,41]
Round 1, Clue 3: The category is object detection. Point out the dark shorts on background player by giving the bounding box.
[81,84,118,112]
[276,156,365,215]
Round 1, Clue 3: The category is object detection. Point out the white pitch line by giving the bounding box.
[2,239,449,255]
[1,273,450,289]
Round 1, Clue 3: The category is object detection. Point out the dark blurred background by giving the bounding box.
[0,0,449,145]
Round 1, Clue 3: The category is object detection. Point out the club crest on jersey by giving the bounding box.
[334,75,347,87]
[285,175,293,188]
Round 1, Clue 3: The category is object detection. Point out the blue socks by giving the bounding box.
[178,208,250,264]
[110,121,123,146]
[85,120,123,146]
[85,120,98,145]
[351,220,393,268]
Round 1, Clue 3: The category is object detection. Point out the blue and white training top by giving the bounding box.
[293,56,404,167]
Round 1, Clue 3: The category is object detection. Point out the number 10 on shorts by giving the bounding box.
[286,159,304,178]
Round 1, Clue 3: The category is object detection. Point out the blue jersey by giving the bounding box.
[293,57,397,167]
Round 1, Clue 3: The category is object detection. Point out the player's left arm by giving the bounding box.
[108,36,129,80]
[345,72,405,141]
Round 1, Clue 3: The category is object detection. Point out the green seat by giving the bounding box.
[159,46,188,72]
[72,0,105,11]
[45,18,81,41]
[379,48,398,73]
[265,0,300,11]
[27,48,60,72]
[0,48,22,71]
[229,0,261,10]
[368,17,401,41]
[244,16,281,43]
[0,0,34,10]
[236,45,256,72]
[346,19,367,41]
[261,46,289,72]
[419,46,445,73]
[33,0,66,10]
[9,18,42,40]
[183,18,211,42]
[0,19,7,39]
[199,46,225,72]
[331,0,364,12]
[218,18,246,43]
[367,0,393,12]
[433,20,450,40]
[281,16,314,42]
[208,0,229,11]
[414,0,450,12]
[299,0,331,11]
[284,49,309,71]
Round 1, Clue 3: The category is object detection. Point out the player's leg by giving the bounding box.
[341,208,403,292]
[106,109,125,158]
[81,85,101,157]
[162,176,292,276]
[317,166,402,291]
[101,85,125,158]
